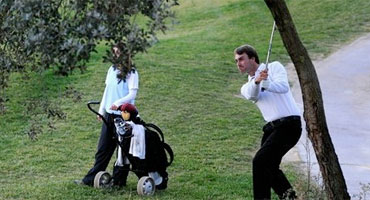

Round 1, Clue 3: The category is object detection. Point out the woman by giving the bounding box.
[75,42,139,187]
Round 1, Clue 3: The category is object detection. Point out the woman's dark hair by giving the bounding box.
[112,42,125,55]
[111,42,136,82]
[234,44,260,64]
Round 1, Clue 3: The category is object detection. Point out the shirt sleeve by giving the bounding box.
[241,77,261,102]
[98,67,112,115]
[112,70,139,106]
[98,87,108,115]
[265,61,289,93]
[105,66,112,85]
[127,70,139,90]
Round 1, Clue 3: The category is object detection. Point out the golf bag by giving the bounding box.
[113,117,174,190]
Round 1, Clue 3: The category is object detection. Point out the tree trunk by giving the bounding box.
[263,0,350,199]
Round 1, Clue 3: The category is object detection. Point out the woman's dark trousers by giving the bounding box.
[82,114,122,186]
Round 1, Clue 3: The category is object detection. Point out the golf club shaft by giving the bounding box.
[265,21,276,71]
[262,21,276,91]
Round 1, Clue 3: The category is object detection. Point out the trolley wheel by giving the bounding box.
[137,176,156,196]
[93,171,112,188]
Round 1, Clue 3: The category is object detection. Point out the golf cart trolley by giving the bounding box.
[87,101,174,196]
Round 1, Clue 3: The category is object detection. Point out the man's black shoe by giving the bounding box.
[280,188,297,200]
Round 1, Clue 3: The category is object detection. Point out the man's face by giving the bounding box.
[113,47,121,58]
[235,53,253,75]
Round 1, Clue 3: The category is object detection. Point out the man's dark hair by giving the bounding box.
[234,44,260,64]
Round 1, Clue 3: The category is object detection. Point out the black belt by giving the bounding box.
[266,115,300,128]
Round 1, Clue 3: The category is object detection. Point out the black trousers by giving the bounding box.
[253,116,302,200]
[82,113,122,186]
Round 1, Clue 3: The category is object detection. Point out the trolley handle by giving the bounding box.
[87,101,108,126]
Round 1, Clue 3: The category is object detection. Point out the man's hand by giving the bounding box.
[255,69,268,84]
[97,115,102,121]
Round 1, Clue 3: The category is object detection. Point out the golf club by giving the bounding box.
[261,21,276,91]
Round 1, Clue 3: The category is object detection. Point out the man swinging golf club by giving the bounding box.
[234,23,301,200]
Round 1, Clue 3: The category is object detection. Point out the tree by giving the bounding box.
[0,0,178,113]
[263,0,350,199]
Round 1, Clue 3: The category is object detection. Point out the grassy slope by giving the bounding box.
[1,0,370,199]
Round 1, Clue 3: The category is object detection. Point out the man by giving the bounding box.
[234,44,301,200]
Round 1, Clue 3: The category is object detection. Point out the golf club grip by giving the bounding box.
[87,101,108,125]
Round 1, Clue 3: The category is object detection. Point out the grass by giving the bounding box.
[1,0,370,199]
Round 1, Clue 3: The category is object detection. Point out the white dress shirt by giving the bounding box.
[241,61,301,122]
[99,66,139,115]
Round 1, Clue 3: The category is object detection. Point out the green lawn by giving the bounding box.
[1,0,370,199]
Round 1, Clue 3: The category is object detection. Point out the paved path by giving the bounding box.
[285,33,370,197]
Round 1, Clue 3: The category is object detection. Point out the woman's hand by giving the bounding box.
[110,104,118,110]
